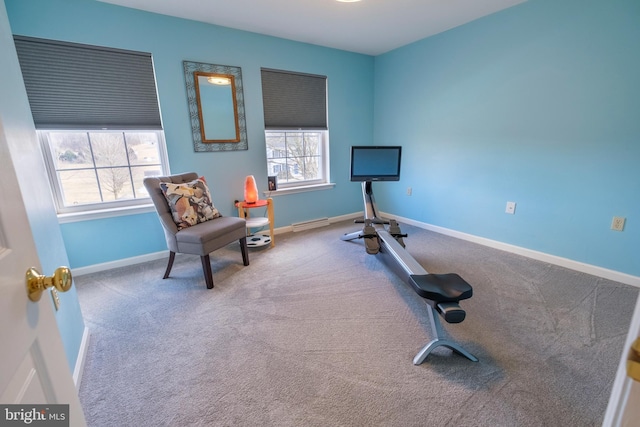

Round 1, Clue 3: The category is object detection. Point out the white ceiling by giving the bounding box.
[98,0,526,56]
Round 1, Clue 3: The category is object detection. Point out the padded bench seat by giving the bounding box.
[408,273,473,302]
[409,273,473,324]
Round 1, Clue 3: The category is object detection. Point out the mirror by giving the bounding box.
[183,61,248,152]
[194,72,238,142]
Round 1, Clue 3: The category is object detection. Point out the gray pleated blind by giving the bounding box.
[13,36,162,130]
[261,68,327,130]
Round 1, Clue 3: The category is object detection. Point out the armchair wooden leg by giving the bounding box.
[163,251,176,279]
[201,254,214,289]
[240,237,249,266]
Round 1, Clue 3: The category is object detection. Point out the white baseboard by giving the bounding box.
[72,251,169,277]
[72,214,361,275]
[330,212,363,224]
[73,326,90,391]
[381,211,640,289]
[71,211,640,288]
[274,212,361,235]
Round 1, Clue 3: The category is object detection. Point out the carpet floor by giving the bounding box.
[76,220,638,426]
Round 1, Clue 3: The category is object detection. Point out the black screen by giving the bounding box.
[350,146,402,182]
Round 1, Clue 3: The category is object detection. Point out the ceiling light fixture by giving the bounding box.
[207,76,231,85]
[336,0,362,2]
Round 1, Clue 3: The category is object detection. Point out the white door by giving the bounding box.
[603,293,640,427]
[0,120,86,425]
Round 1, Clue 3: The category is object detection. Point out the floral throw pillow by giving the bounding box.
[160,177,220,230]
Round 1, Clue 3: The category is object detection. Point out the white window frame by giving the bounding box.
[264,129,332,195]
[39,129,170,221]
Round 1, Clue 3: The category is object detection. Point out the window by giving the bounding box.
[40,130,167,213]
[261,69,330,190]
[13,36,168,216]
[265,131,328,186]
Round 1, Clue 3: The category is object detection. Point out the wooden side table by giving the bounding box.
[235,198,275,248]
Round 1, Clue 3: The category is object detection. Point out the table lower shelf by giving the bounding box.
[236,198,275,248]
[247,234,272,248]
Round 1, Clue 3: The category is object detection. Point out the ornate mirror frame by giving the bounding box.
[183,61,248,152]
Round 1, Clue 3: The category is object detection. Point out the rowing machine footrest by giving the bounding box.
[408,273,473,303]
[436,302,466,324]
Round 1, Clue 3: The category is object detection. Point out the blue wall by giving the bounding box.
[6,0,374,268]
[7,0,640,279]
[374,0,639,276]
[60,213,166,268]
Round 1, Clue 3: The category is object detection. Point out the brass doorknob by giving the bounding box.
[627,338,640,382]
[26,266,72,302]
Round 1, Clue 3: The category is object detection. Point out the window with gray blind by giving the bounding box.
[13,35,162,130]
[261,68,327,130]
[13,36,169,217]
[261,69,330,190]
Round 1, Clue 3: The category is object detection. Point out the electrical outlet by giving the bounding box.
[505,201,516,214]
[406,187,412,196]
[611,216,626,231]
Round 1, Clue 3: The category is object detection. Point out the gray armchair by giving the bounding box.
[143,172,249,289]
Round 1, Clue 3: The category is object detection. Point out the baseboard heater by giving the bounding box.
[291,217,330,232]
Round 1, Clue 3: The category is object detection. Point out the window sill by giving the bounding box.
[262,182,335,197]
[57,203,156,224]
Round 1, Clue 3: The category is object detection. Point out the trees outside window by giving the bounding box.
[265,131,327,187]
[42,130,167,212]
